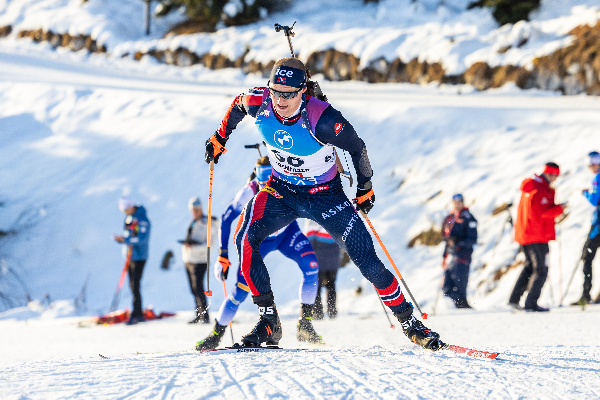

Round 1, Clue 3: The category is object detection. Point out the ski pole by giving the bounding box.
[358,210,428,319]
[372,284,395,329]
[431,256,447,316]
[110,246,132,312]
[221,280,236,344]
[205,161,214,299]
[557,224,564,305]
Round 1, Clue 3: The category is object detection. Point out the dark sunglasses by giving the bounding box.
[268,86,302,99]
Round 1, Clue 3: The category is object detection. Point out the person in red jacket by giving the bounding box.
[508,162,566,312]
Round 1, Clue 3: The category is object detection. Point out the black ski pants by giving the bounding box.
[185,262,209,321]
[128,259,146,318]
[442,255,471,306]
[580,231,600,299]
[509,243,549,309]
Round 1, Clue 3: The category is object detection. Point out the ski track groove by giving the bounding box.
[215,357,252,399]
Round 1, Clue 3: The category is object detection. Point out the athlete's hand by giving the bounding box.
[353,181,375,214]
[214,253,231,281]
[205,133,227,164]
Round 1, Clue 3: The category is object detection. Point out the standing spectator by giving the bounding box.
[182,197,217,324]
[304,219,342,319]
[572,151,600,305]
[113,196,151,325]
[508,162,566,312]
[441,194,477,309]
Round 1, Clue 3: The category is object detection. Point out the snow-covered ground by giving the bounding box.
[1,1,600,399]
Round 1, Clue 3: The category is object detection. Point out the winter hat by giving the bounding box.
[118,196,135,212]
[452,193,464,202]
[543,162,560,176]
[188,196,202,210]
[588,151,600,166]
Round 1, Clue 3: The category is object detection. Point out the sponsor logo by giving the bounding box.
[276,68,295,78]
[294,239,310,251]
[342,213,359,242]
[308,185,330,194]
[290,231,302,246]
[321,201,351,219]
[274,130,293,149]
[262,186,283,199]
[310,260,318,269]
[334,123,343,135]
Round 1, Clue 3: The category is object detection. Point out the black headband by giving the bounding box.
[269,65,307,88]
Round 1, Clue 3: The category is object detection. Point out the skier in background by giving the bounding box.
[508,162,566,312]
[203,57,442,350]
[304,219,342,319]
[113,196,151,325]
[441,193,477,309]
[181,196,217,324]
[195,157,323,350]
[572,151,600,305]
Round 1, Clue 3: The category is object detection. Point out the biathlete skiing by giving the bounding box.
[195,157,324,350]
[203,57,443,350]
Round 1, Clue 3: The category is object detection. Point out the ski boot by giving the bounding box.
[395,305,443,351]
[241,293,282,347]
[297,304,325,344]
[195,321,227,351]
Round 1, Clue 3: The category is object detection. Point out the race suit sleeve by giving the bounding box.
[313,105,373,186]
[215,87,266,141]
[218,182,258,251]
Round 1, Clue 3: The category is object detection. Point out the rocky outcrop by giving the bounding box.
[0,25,11,38]
[530,20,600,95]
[4,21,600,95]
[16,29,106,53]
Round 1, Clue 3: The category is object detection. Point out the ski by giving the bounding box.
[198,343,308,355]
[442,344,499,359]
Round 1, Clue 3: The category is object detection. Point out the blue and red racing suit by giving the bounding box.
[216,87,410,314]
[215,180,319,326]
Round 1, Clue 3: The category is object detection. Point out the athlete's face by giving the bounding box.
[269,83,306,119]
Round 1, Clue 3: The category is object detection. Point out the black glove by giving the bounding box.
[205,134,227,164]
[353,181,375,214]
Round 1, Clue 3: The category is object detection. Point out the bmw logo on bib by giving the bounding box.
[274,130,293,149]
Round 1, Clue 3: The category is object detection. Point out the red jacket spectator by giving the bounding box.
[514,174,564,245]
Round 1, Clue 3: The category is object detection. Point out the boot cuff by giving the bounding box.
[252,292,275,307]
[393,303,414,322]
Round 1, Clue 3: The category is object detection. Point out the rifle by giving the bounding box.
[274,22,353,186]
